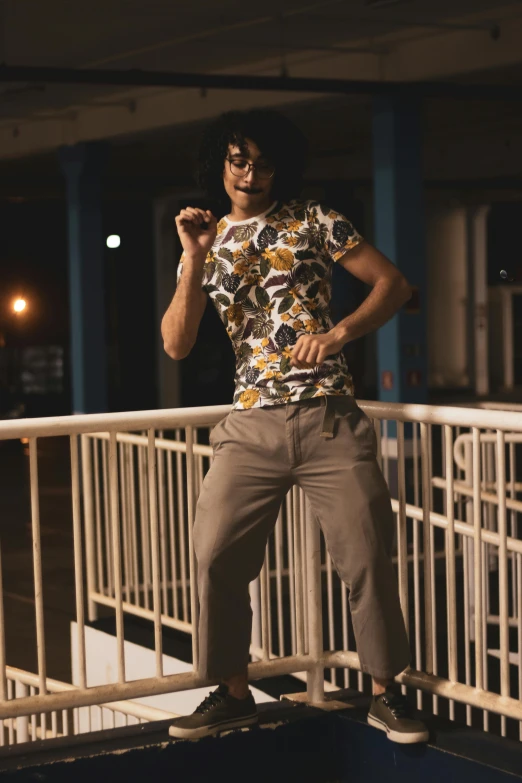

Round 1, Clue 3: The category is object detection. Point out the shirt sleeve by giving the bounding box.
[318,204,364,262]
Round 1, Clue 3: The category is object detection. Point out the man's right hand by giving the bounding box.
[175,207,218,262]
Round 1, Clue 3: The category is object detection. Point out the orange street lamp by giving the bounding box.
[13,298,27,314]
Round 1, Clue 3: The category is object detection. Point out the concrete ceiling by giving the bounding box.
[2,0,522,196]
[1,0,505,70]
[0,0,513,125]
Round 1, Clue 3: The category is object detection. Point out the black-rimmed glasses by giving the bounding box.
[226,157,275,180]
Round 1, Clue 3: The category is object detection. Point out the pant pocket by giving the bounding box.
[358,407,378,453]
[335,397,375,446]
[209,414,228,447]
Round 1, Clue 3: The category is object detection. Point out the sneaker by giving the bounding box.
[367,687,429,744]
[168,683,258,739]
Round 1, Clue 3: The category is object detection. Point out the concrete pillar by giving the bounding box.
[372,95,428,409]
[468,205,490,397]
[58,142,109,413]
[427,207,469,390]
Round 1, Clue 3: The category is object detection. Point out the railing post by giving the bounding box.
[463,439,476,642]
[249,577,262,662]
[14,681,29,743]
[81,435,98,623]
[304,497,324,704]
[420,423,434,675]
[185,426,199,671]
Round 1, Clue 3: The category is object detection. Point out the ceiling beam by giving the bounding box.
[2,64,522,100]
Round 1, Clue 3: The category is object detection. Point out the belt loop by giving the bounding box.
[320,394,335,439]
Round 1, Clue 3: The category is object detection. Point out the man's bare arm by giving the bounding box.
[331,240,411,344]
[290,240,412,370]
[161,207,217,360]
[161,259,208,360]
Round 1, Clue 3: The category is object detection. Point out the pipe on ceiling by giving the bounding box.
[0,64,520,101]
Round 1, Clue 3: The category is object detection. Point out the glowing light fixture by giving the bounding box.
[106,234,121,249]
[13,298,27,313]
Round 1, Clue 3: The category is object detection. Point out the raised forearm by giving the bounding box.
[331,278,412,346]
[161,258,206,360]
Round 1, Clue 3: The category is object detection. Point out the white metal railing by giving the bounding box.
[1,401,522,745]
[82,428,453,662]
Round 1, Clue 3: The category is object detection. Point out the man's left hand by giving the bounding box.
[289,332,344,369]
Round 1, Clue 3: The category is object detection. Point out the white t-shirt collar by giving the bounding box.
[223,200,279,226]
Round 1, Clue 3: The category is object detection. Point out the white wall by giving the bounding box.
[426,206,470,388]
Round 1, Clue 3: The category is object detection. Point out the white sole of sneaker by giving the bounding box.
[168,713,258,740]
[367,714,429,744]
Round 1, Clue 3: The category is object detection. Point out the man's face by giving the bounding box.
[223,138,275,212]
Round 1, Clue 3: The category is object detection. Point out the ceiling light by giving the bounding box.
[106,235,121,249]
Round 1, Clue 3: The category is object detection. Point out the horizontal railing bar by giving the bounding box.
[486,614,520,628]
[448,479,522,494]
[432,475,522,514]
[88,431,213,457]
[390,498,522,555]
[4,649,522,724]
[359,400,522,432]
[7,648,522,723]
[92,593,193,635]
[0,405,232,441]
[322,653,522,722]
[453,430,522,471]
[2,400,522,441]
[0,656,313,719]
[4,666,177,722]
[457,432,522,444]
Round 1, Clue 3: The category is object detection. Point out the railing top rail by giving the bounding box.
[461,401,522,412]
[0,404,233,441]
[0,398,521,440]
[5,666,176,722]
[360,399,522,431]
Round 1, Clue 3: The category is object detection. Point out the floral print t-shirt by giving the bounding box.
[176,199,363,410]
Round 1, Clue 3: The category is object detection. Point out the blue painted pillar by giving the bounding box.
[58,142,109,413]
[372,95,428,407]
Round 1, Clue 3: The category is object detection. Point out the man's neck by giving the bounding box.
[228,198,273,222]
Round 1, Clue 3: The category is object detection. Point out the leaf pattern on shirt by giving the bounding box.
[176,199,363,409]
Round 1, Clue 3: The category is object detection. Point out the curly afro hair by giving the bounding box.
[196,109,308,214]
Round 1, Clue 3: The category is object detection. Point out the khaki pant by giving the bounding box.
[193,394,411,681]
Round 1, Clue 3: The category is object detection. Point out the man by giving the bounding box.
[162,109,428,744]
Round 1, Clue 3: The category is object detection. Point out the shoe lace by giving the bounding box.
[382,692,410,719]
[195,687,227,715]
